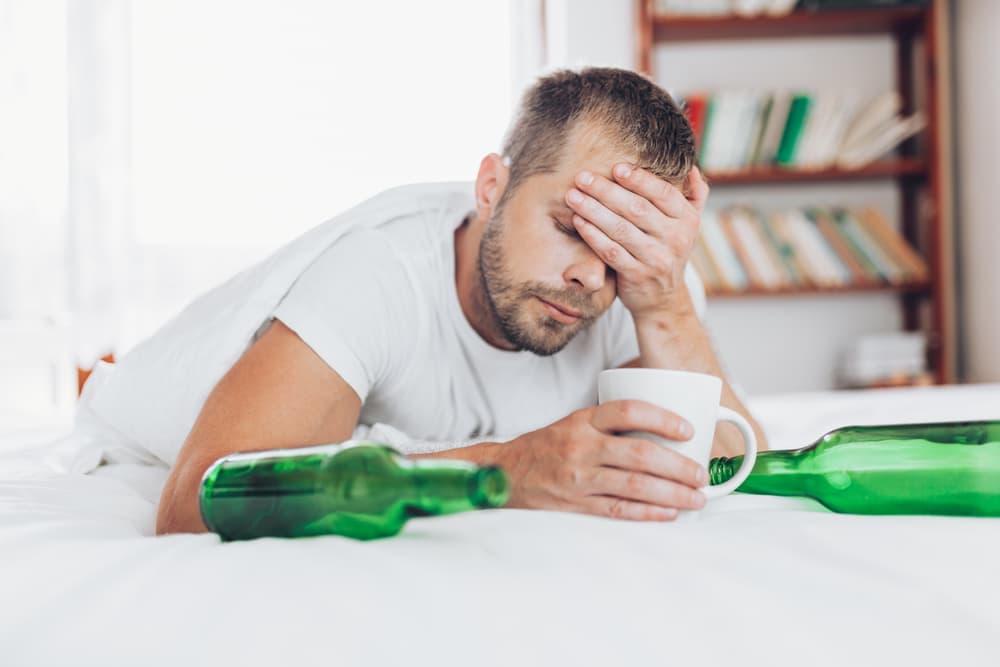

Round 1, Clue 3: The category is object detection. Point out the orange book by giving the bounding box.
[857,207,929,282]
[769,212,816,288]
[719,209,764,289]
[812,209,879,286]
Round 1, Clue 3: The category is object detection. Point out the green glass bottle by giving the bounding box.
[199,441,509,541]
[708,420,1000,517]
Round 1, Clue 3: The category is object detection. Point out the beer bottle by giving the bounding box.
[199,441,509,540]
[708,420,1000,516]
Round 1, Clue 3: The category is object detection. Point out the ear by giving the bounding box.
[474,153,510,216]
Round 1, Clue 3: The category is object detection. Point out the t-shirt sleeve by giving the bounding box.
[604,263,708,368]
[270,228,419,402]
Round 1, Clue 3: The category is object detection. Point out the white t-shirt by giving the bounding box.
[271,189,704,443]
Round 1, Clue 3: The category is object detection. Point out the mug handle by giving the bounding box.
[700,407,758,500]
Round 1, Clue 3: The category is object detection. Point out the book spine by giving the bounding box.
[836,209,906,284]
[700,209,748,290]
[759,214,804,286]
[812,208,877,286]
[720,208,763,288]
[775,94,812,167]
[857,207,929,281]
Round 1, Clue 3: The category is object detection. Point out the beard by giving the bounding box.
[476,210,598,356]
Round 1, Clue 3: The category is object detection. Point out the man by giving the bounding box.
[155,67,767,535]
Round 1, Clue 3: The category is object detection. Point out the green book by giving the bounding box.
[775,94,812,167]
[832,208,887,280]
[759,214,802,285]
[698,95,715,165]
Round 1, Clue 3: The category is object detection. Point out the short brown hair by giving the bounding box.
[499,67,696,206]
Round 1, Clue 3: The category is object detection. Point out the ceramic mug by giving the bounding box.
[597,368,757,500]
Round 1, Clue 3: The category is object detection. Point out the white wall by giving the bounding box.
[548,1,915,395]
[955,0,1000,382]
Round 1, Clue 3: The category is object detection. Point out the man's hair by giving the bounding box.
[498,66,696,208]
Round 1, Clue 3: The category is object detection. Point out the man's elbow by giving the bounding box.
[155,471,210,536]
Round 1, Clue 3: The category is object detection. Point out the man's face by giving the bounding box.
[478,127,630,356]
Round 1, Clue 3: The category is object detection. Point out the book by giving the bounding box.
[833,209,906,284]
[836,111,927,169]
[856,208,929,281]
[684,94,709,152]
[812,208,879,285]
[753,91,791,166]
[840,90,901,151]
[788,209,850,286]
[759,214,805,286]
[700,209,749,289]
[720,208,764,287]
[775,94,813,166]
[730,207,785,288]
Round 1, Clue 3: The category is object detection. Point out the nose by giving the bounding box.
[563,247,610,293]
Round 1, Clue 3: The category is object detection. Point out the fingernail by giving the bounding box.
[692,491,706,509]
[577,170,594,186]
[679,421,693,439]
[662,508,678,521]
[697,468,709,486]
[615,163,632,178]
[567,189,583,204]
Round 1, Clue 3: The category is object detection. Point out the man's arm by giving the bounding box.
[618,286,768,457]
[155,319,362,535]
[564,163,766,457]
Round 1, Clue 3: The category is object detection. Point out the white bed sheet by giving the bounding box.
[2,384,1000,666]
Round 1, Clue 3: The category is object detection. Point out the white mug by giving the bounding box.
[597,368,757,501]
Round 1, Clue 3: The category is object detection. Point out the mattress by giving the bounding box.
[2,383,999,666]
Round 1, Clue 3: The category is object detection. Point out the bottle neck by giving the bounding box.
[404,459,509,515]
[709,449,808,494]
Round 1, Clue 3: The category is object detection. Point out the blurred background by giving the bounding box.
[1,0,997,429]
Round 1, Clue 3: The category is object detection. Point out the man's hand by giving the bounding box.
[565,164,709,321]
[493,400,710,521]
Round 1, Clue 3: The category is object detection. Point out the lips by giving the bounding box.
[538,297,584,323]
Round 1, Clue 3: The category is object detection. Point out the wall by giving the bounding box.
[955,0,1000,382]
[546,0,919,395]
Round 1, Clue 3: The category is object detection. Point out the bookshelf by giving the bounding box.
[635,1,954,384]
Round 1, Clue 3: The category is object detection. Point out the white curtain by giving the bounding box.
[25,0,544,368]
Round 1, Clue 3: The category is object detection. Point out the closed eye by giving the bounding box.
[553,217,580,239]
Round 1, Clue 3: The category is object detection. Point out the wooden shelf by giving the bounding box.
[706,281,932,300]
[704,158,927,185]
[652,7,926,42]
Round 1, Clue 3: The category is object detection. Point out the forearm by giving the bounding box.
[632,290,769,457]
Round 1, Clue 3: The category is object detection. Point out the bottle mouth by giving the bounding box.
[469,467,510,508]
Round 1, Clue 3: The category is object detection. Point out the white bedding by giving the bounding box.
[2,383,1000,666]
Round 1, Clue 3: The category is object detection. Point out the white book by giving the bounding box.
[701,209,749,289]
[754,90,791,165]
[796,91,836,169]
[730,208,783,287]
[787,210,850,285]
[699,92,729,172]
[837,112,927,169]
[840,90,901,152]
[816,91,862,168]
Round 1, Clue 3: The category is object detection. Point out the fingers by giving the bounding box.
[571,214,642,274]
[581,495,679,522]
[612,163,692,220]
[570,170,662,237]
[591,399,693,442]
[685,166,710,213]
[600,436,709,490]
[589,467,707,511]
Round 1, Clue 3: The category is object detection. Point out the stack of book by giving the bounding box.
[680,90,925,172]
[692,206,929,293]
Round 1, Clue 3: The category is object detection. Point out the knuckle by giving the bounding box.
[630,440,652,469]
[628,198,648,217]
[624,472,644,497]
[611,220,631,240]
[607,498,628,520]
[603,244,620,264]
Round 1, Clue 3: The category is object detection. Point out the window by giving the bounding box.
[125,1,517,349]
